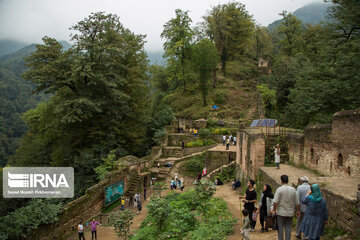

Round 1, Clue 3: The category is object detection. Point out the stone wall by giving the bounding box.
[237,130,265,180]
[35,169,128,240]
[167,134,194,146]
[284,109,360,177]
[304,122,360,177]
[184,144,216,156]
[286,133,304,166]
[205,151,236,173]
[35,161,152,240]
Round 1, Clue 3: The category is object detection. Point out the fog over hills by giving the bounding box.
[268,2,331,30]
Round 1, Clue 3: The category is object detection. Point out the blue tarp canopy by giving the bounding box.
[250,119,278,127]
[212,105,218,109]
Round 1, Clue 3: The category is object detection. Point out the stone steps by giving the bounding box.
[124,174,141,196]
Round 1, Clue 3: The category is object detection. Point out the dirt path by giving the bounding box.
[214,182,297,240]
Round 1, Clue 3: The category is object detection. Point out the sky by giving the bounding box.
[0,0,322,51]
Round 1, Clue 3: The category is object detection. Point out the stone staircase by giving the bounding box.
[124,173,141,196]
[162,146,183,158]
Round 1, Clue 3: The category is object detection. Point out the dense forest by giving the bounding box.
[0,0,359,239]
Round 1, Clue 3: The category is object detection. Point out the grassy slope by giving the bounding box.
[165,64,261,124]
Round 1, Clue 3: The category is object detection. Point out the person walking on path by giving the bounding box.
[300,184,329,240]
[239,179,257,230]
[121,198,125,210]
[241,209,252,240]
[133,193,137,208]
[180,177,185,191]
[135,193,142,214]
[226,138,230,150]
[129,194,133,206]
[202,167,207,176]
[223,135,226,145]
[78,222,85,240]
[259,184,274,232]
[274,144,281,169]
[296,176,311,239]
[90,219,100,240]
[272,175,300,240]
[233,136,237,146]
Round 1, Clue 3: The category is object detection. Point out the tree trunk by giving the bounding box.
[212,68,217,89]
[221,48,227,76]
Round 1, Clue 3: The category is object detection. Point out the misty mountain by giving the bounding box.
[268,2,331,30]
[0,39,27,57]
[147,51,166,66]
[0,44,47,166]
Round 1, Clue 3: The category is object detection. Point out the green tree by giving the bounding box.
[257,84,277,118]
[146,197,170,231]
[203,2,254,75]
[326,0,360,44]
[193,179,216,213]
[192,39,219,105]
[108,209,135,240]
[161,9,194,92]
[277,11,303,57]
[253,25,273,59]
[12,12,150,194]
[0,199,62,240]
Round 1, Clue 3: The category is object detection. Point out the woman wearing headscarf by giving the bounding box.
[300,184,329,240]
[258,184,274,232]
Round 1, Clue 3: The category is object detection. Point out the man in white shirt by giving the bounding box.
[296,176,311,240]
[272,175,300,240]
[233,136,237,146]
[78,221,85,240]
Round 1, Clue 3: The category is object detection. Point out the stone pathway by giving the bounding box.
[208,143,237,152]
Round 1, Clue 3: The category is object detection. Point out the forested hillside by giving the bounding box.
[0,44,47,166]
[0,39,27,57]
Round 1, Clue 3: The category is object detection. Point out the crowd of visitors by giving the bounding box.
[223,134,237,149]
[239,174,328,240]
[170,173,185,191]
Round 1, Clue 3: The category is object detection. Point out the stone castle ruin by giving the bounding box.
[235,109,360,236]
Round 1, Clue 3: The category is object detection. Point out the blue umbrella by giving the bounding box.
[212,105,218,109]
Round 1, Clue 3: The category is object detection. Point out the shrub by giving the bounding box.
[180,153,206,177]
[209,128,231,135]
[206,118,217,128]
[198,128,211,139]
[108,209,135,240]
[132,183,236,240]
[213,89,227,104]
[185,139,216,148]
[0,199,62,240]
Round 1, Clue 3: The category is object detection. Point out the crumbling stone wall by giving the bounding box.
[303,110,360,177]
[205,151,235,173]
[237,130,265,180]
[286,133,304,166]
[167,134,194,146]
